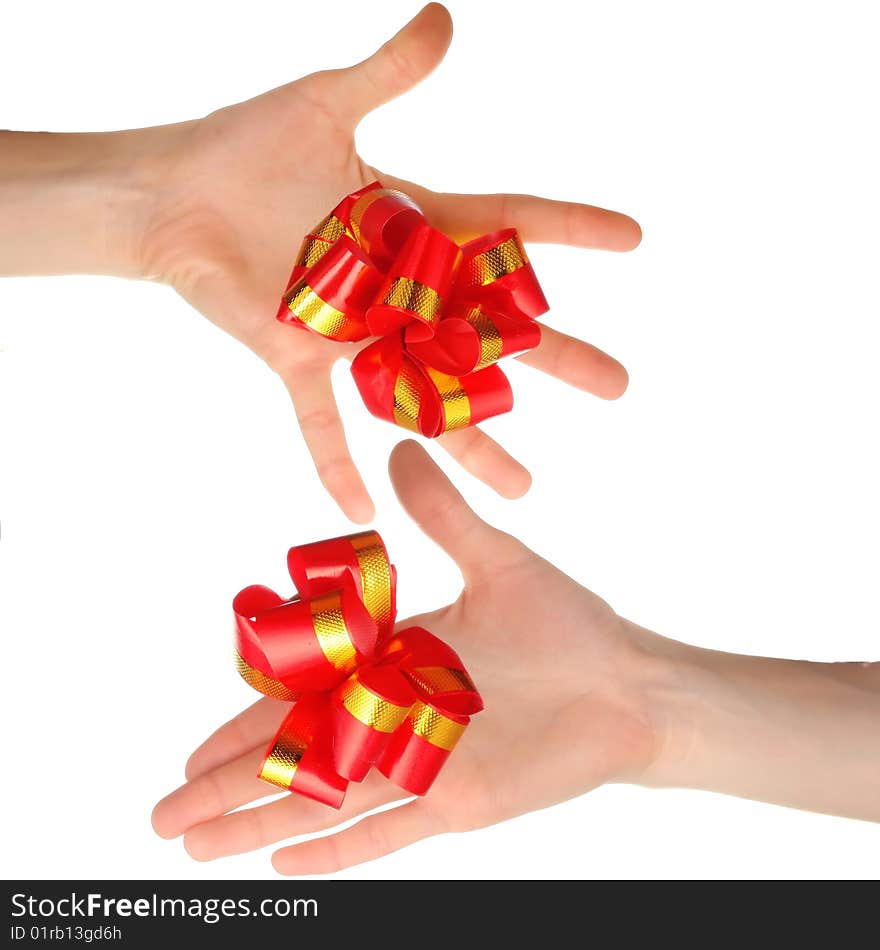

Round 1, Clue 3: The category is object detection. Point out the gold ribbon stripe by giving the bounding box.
[406,665,477,697]
[294,214,349,268]
[427,368,471,432]
[260,725,308,790]
[409,701,466,751]
[234,651,300,702]
[312,214,349,243]
[464,234,528,287]
[463,307,504,369]
[339,676,411,733]
[285,282,352,339]
[383,277,443,328]
[349,531,393,629]
[393,361,424,432]
[310,593,358,674]
[296,236,333,269]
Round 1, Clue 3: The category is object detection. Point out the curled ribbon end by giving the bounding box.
[365,304,413,338]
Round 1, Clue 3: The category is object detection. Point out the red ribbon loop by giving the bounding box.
[233,531,483,808]
[276,182,549,437]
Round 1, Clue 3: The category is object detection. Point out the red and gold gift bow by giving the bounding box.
[233,531,483,808]
[275,182,549,437]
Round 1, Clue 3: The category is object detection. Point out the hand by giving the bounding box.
[133,4,641,522]
[152,440,663,873]
[152,443,880,872]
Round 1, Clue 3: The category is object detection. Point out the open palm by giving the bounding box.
[152,441,660,874]
[137,4,641,522]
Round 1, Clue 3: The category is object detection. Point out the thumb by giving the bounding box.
[389,439,501,580]
[334,3,453,124]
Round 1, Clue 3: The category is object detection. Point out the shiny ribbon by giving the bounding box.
[233,530,483,808]
[276,182,549,436]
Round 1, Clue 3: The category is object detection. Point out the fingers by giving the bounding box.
[173,267,376,522]
[388,440,505,578]
[152,748,273,840]
[272,800,446,875]
[283,367,375,524]
[379,178,642,251]
[519,325,629,399]
[183,775,402,861]
[154,749,403,859]
[438,427,531,498]
[185,698,290,781]
[332,4,453,124]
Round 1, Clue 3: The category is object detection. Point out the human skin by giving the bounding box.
[151,441,880,875]
[0,4,641,522]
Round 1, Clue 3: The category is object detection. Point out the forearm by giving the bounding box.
[637,623,880,822]
[0,130,152,278]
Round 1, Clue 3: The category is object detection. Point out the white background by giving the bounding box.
[1,0,878,879]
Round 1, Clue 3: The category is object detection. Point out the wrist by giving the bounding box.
[71,130,150,278]
[632,633,829,793]
[626,623,880,822]
[615,620,713,790]
[108,121,202,281]
[583,618,704,788]
[0,125,191,280]
[88,125,193,280]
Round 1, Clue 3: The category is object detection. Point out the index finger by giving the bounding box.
[377,176,642,250]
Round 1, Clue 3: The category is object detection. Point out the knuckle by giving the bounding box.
[296,406,340,438]
[363,818,392,857]
[184,752,201,781]
[444,427,484,468]
[323,832,347,874]
[197,771,227,816]
[551,334,580,380]
[242,805,268,848]
[316,454,356,492]
[564,202,581,245]
[496,192,512,225]
[420,493,465,532]
[380,41,421,87]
